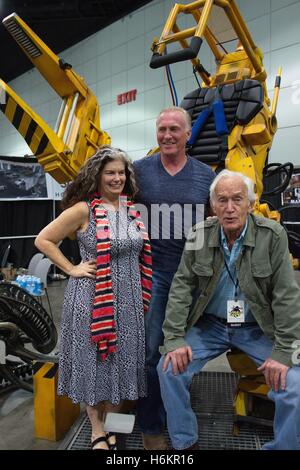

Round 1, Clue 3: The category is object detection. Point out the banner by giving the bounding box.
[46,173,65,200]
[281,167,300,206]
[0,157,65,200]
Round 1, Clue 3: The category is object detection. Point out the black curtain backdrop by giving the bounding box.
[0,200,80,269]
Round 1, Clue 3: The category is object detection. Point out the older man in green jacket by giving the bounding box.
[157,169,300,450]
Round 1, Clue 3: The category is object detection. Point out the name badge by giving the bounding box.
[227,300,245,323]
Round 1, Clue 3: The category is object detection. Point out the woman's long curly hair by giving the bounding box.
[61,145,138,210]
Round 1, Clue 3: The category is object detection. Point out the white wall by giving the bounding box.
[1,0,300,165]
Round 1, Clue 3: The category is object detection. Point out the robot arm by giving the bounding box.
[0,12,110,183]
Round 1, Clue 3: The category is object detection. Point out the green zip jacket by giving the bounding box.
[161,214,300,366]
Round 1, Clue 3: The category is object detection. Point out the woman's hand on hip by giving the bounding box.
[69,260,97,278]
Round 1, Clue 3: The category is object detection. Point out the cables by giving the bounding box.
[164,47,178,106]
[193,66,201,88]
[262,162,294,196]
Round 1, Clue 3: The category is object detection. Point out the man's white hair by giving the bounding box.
[156,106,191,130]
[210,169,256,203]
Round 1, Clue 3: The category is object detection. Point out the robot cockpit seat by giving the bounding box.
[181,79,264,168]
[226,349,274,433]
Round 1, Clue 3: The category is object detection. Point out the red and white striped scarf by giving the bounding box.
[89,194,152,360]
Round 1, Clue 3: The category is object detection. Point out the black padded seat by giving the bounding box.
[181,79,264,166]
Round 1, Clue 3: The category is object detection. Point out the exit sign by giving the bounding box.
[117,89,137,105]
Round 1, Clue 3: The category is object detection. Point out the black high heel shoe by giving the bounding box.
[106,432,117,450]
[91,435,109,450]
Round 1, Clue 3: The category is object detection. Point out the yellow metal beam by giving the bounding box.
[194,0,214,39]
[3,13,87,99]
[271,67,282,116]
[33,361,80,441]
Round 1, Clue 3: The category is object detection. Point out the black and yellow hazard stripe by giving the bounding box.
[33,361,58,379]
[0,92,52,156]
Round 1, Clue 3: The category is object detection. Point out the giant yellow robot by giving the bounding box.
[149,0,285,222]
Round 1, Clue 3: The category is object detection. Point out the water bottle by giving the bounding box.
[15,274,21,287]
[25,275,30,294]
[37,278,42,295]
[30,276,35,295]
[24,275,32,294]
[33,277,42,295]
[19,275,27,290]
[32,277,38,295]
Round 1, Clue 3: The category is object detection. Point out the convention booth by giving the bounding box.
[0,155,80,273]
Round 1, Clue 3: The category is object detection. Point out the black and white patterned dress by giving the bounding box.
[57,206,147,405]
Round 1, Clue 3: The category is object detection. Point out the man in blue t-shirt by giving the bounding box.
[133,106,215,450]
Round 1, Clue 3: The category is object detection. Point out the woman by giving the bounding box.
[35,146,152,450]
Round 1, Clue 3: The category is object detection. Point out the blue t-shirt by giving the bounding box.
[133,153,215,271]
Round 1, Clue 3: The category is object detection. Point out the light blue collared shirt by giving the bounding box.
[204,219,256,322]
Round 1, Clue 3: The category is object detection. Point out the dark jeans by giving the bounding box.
[137,269,175,434]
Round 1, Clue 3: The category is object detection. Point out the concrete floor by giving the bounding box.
[1,272,299,450]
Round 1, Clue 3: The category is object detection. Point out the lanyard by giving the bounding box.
[224,259,239,300]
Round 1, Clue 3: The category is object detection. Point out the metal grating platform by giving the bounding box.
[60,371,274,450]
